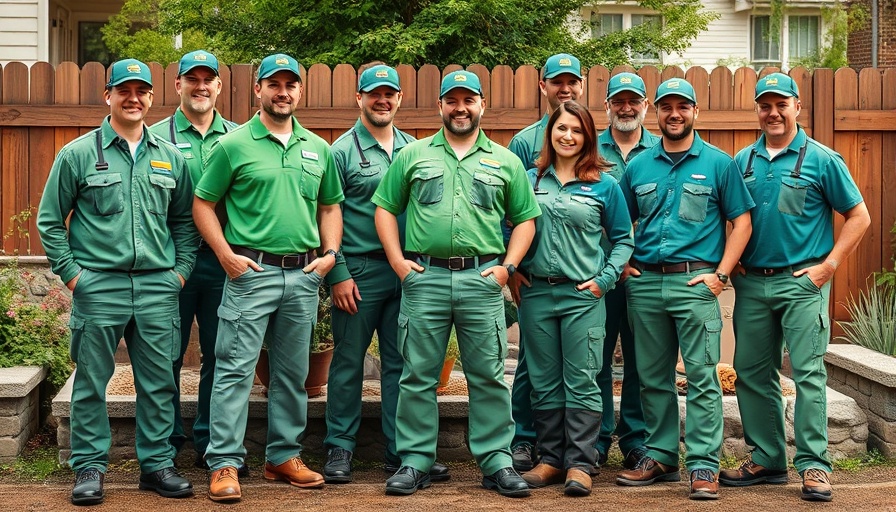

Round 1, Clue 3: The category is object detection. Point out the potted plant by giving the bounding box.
[255,287,334,398]
[437,328,460,392]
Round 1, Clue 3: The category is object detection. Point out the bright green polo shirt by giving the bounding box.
[619,132,754,265]
[37,117,199,283]
[149,108,238,185]
[735,125,863,268]
[508,114,549,171]
[521,166,633,293]
[327,119,415,284]
[195,113,344,254]
[598,127,661,181]
[372,128,541,258]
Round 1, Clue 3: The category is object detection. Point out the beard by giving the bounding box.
[608,109,647,133]
[261,97,295,122]
[362,106,395,128]
[442,110,481,137]
[660,120,694,141]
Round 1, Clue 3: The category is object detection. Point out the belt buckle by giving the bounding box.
[281,254,301,269]
[547,276,563,285]
[762,268,775,276]
[448,257,465,271]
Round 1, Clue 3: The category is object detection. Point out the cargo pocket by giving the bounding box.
[778,177,808,216]
[679,183,712,223]
[85,173,124,216]
[567,194,602,231]
[300,162,324,201]
[147,174,176,215]
[470,171,502,210]
[587,326,606,371]
[168,316,182,362]
[68,316,85,363]
[634,183,658,216]
[411,166,444,205]
[703,318,723,364]
[813,314,830,356]
[397,313,410,362]
[494,318,508,360]
[216,305,242,359]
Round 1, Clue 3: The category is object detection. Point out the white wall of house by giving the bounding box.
[0,0,47,65]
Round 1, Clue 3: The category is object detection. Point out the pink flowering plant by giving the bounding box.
[0,263,72,391]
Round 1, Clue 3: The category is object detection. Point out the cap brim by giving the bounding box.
[544,70,583,80]
[655,92,695,104]
[179,63,219,76]
[754,89,797,100]
[440,85,481,97]
[608,86,647,99]
[108,77,153,88]
[359,80,401,93]
[258,69,301,82]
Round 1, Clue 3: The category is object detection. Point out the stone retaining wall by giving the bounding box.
[825,344,896,457]
[0,366,47,462]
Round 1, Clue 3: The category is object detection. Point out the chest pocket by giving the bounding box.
[634,183,658,217]
[679,182,712,223]
[778,177,809,216]
[470,171,503,210]
[347,165,382,195]
[147,174,176,215]
[567,194,602,231]
[300,162,324,201]
[411,166,444,205]
[84,173,124,216]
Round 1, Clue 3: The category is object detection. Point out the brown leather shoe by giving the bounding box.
[801,468,832,502]
[521,463,564,488]
[719,456,788,486]
[564,468,592,497]
[616,456,680,486]
[208,466,241,502]
[689,469,719,500]
[263,457,325,488]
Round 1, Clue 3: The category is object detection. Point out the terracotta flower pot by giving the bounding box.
[255,345,335,398]
[437,357,456,392]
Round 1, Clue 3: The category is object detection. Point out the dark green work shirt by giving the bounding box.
[148,108,238,185]
[508,114,549,171]
[597,127,661,181]
[37,117,199,283]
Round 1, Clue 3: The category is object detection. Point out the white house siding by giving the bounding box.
[0,0,47,65]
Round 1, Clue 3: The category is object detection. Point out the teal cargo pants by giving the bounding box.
[395,258,513,476]
[625,269,723,472]
[325,255,403,460]
[731,271,832,473]
[171,247,226,456]
[68,268,181,474]
[205,265,321,470]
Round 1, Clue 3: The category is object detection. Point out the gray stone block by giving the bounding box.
[870,382,896,421]
[867,413,896,443]
[828,438,868,460]
[868,432,896,458]
[858,375,872,396]
[0,410,28,437]
[0,435,27,460]
[0,366,46,398]
[825,345,896,387]
[0,396,28,417]
[721,437,749,458]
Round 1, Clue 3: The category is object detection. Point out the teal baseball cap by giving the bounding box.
[607,72,646,99]
[106,59,152,89]
[257,53,301,82]
[440,70,482,97]
[178,50,219,76]
[654,78,697,104]
[755,72,799,100]
[358,65,400,93]
[543,53,583,79]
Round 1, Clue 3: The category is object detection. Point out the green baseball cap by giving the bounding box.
[543,53,583,79]
[755,72,799,100]
[257,53,301,82]
[440,70,482,97]
[607,72,646,99]
[358,64,400,93]
[654,78,697,104]
[178,50,219,76]
[106,59,152,89]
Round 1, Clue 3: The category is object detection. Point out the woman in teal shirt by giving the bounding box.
[509,101,634,496]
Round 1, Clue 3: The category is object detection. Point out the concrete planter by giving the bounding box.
[825,344,896,456]
[0,366,47,462]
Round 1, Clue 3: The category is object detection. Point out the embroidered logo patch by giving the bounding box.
[479,158,500,169]
[690,174,706,180]
[302,150,319,161]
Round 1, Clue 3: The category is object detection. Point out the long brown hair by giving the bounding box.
[535,101,611,183]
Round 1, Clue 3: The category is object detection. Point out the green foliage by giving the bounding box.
[836,280,896,357]
[445,327,460,361]
[832,450,893,471]
[790,0,869,70]
[0,264,73,391]
[104,0,715,69]
[0,446,65,481]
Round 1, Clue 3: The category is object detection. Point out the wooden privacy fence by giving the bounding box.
[1,61,895,326]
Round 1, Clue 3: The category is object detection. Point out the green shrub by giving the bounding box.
[836,281,896,357]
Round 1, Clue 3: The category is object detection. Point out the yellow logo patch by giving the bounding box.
[150,160,172,171]
[276,58,289,65]
[667,80,680,89]
[765,77,779,85]
[375,70,389,78]
[127,64,142,73]
[479,158,501,169]
[559,58,572,66]
[620,76,632,84]
[195,54,207,61]
[454,74,467,82]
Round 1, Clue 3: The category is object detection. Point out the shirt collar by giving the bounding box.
[100,116,157,149]
[651,130,705,163]
[174,108,229,135]
[247,112,308,142]
[430,128,493,155]
[755,125,807,159]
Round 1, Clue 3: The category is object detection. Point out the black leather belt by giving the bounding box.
[231,245,315,269]
[635,261,715,273]
[529,274,573,285]
[746,259,822,276]
[420,254,500,271]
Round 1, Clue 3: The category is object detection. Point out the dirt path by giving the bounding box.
[3,462,896,511]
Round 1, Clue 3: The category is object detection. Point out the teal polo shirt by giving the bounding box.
[37,117,199,283]
[521,166,633,293]
[619,132,754,265]
[508,114,549,170]
[149,108,238,185]
[598,127,661,181]
[195,113,344,254]
[327,119,415,284]
[372,128,541,258]
[735,125,863,268]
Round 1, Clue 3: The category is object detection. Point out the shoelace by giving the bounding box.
[330,448,351,461]
[804,468,830,483]
[512,443,533,455]
[739,457,759,470]
[631,455,651,471]
[214,467,238,482]
[77,468,101,482]
[692,468,716,483]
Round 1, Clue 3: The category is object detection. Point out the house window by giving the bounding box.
[752,15,781,67]
[591,12,662,65]
[78,22,114,66]
[789,15,819,60]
